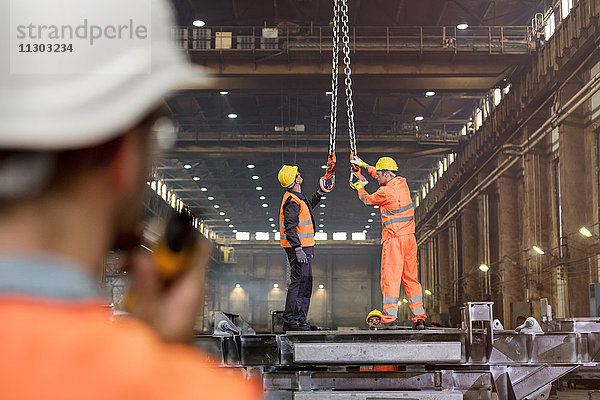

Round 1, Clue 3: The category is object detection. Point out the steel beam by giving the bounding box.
[293,342,462,363]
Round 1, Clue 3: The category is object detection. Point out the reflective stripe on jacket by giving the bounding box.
[357,176,415,241]
[279,192,315,248]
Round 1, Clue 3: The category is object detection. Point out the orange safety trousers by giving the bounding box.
[380,234,427,323]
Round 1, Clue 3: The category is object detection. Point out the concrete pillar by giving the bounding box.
[460,181,480,302]
[496,163,525,327]
[559,81,594,317]
[436,221,451,319]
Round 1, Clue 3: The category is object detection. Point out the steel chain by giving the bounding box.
[328,0,340,155]
[340,0,357,156]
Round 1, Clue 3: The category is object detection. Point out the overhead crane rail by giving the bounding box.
[172,25,534,55]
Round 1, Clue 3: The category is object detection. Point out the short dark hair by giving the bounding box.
[0,110,159,212]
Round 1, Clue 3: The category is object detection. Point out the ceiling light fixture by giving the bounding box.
[457,18,469,30]
[193,176,200,181]
[252,176,259,180]
[479,264,490,272]
[214,205,220,209]
[260,196,266,200]
[219,212,225,216]
[228,113,238,119]
[532,245,545,255]
[207,196,214,200]
[273,283,279,288]
[365,225,371,228]
[579,226,593,237]
[183,164,192,169]
[247,164,255,169]
[192,20,205,27]
[414,115,424,121]
[200,187,207,192]
[219,90,228,95]
[320,204,326,208]
[425,91,436,97]
[368,219,373,222]
[262,204,268,208]
[225,218,231,222]
[228,224,234,228]
[256,186,263,191]
[321,165,327,169]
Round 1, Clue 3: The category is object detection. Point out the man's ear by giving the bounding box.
[107,131,141,196]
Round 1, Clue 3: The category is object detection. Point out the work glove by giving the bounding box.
[350,156,369,169]
[295,247,308,264]
[349,169,368,190]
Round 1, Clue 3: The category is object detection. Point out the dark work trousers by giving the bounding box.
[283,247,313,325]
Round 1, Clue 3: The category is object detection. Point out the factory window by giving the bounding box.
[255,232,269,240]
[415,196,420,208]
[274,232,281,241]
[236,232,250,241]
[352,232,366,241]
[315,232,328,241]
[561,0,572,19]
[494,88,501,106]
[476,108,483,130]
[332,232,347,241]
[545,11,555,38]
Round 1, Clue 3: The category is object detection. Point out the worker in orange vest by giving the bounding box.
[350,156,426,330]
[0,1,261,399]
[278,165,325,331]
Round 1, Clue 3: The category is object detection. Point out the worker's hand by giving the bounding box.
[350,156,369,169]
[351,181,364,190]
[128,237,212,343]
[350,169,368,188]
[295,247,308,264]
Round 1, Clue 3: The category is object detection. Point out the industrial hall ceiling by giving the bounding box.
[159,0,545,240]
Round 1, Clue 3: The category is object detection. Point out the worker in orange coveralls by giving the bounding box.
[350,156,426,330]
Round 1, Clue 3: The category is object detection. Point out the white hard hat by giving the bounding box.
[0,0,197,150]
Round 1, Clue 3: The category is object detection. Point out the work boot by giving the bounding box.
[376,321,398,330]
[283,322,310,331]
[413,319,425,330]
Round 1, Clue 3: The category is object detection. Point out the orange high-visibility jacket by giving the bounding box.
[279,191,315,248]
[0,298,262,400]
[357,174,414,242]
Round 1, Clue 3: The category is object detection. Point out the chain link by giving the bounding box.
[340,0,357,156]
[328,0,340,155]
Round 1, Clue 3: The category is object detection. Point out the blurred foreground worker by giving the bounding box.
[0,1,261,399]
[278,165,324,331]
[351,156,426,330]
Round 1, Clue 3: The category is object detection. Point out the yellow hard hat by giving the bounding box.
[278,165,299,187]
[366,309,383,323]
[375,157,398,172]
